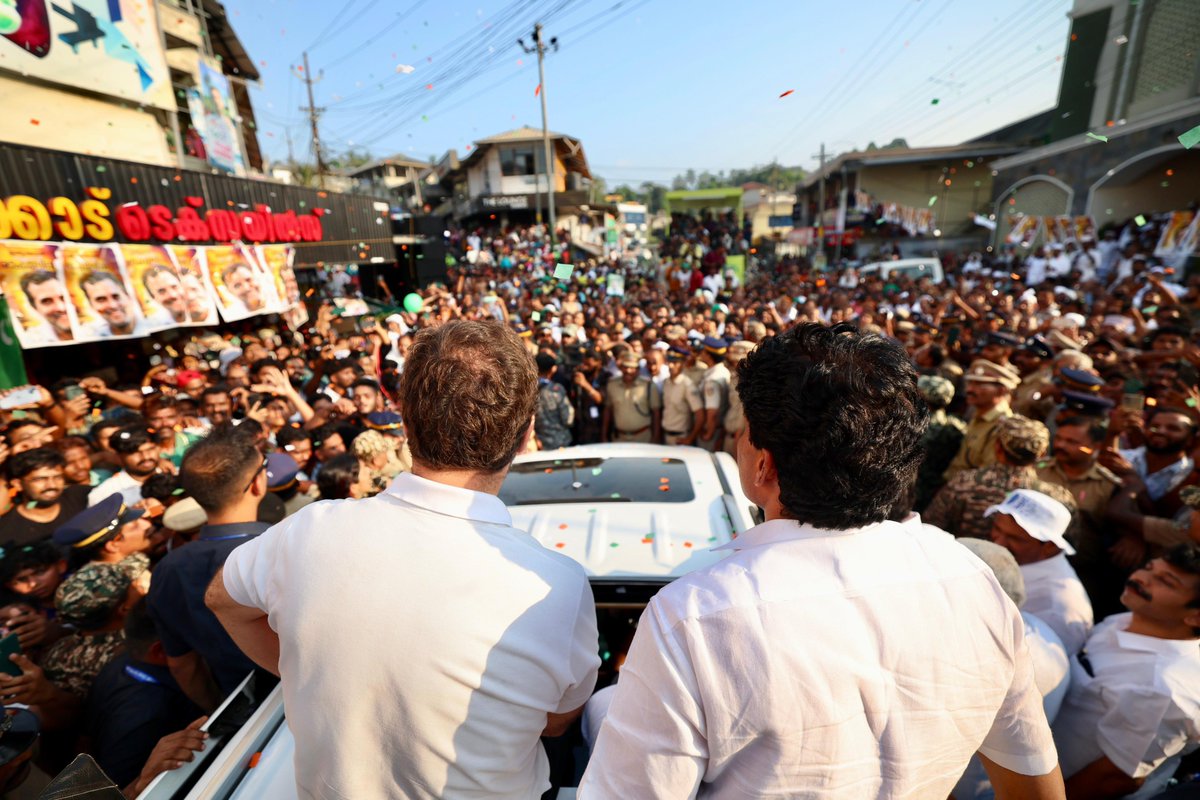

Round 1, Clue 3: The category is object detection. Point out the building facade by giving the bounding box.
[989,0,1200,238]
[0,0,263,175]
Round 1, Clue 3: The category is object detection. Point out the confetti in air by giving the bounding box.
[1085,132,1108,142]
[779,89,794,98]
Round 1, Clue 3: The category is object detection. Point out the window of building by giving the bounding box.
[500,146,540,176]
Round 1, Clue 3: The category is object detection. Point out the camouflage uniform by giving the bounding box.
[535,379,574,450]
[42,630,126,697]
[44,560,134,696]
[925,415,1078,539]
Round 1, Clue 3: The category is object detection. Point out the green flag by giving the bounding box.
[0,297,29,389]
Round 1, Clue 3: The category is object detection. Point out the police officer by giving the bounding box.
[1044,368,1114,439]
[53,494,154,573]
[722,341,755,456]
[944,359,1021,480]
[603,352,662,444]
[534,352,574,450]
[979,331,1023,367]
[697,337,731,452]
[915,375,967,511]
[661,346,703,446]
[364,410,413,473]
[1012,336,1055,417]
[1037,415,1123,616]
[925,415,1078,540]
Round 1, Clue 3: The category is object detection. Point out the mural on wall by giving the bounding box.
[0,0,175,110]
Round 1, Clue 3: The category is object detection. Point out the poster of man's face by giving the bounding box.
[119,245,189,331]
[254,244,297,312]
[61,243,146,340]
[206,244,271,322]
[169,247,219,325]
[0,241,77,348]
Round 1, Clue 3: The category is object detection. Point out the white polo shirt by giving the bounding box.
[1053,613,1200,799]
[223,472,600,800]
[1020,553,1094,655]
[579,518,1058,798]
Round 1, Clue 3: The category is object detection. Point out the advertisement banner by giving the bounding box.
[61,242,148,340]
[206,243,273,322]
[725,255,746,286]
[0,0,175,110]
[1006,215,1041,247]
[254,244,299,312]
[1073,216,1097,242]
[1154,211,1195,258]
[2,239,306,349]
[169,246,220,326]
[1042,216,1074,244]
[0,240,77,347]
[186,56,247,176]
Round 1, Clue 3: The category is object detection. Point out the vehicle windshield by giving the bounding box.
[500,457,696,504]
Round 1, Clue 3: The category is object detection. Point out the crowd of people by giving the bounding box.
[0,207,1196,798]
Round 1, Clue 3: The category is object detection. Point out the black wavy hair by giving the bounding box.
[736,322,928,529]
[1163,544,1200,636]
[316,453,360,501]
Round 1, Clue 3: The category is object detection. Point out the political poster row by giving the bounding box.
[1004,215,1098,248]
[0,240,306,349]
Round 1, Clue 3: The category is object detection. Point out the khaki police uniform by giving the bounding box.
[698,361,731,452]
[662,374,702,446]
[943,359,1020,481]
[607,377,661,443]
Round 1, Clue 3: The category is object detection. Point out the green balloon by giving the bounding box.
[403,293,424,313]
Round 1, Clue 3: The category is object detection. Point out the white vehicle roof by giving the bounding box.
[505,444,756,581]
[859,257,940,271]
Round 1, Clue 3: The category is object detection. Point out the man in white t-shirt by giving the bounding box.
[987,489,1094,654]
[580,323,1065,798]
[208,320,600,800]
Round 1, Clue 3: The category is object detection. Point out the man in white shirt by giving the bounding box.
[987,489,1094,654]
[580,322,1065,799]
[208,320,599,800]
[1026,246,1049,287]
[955,538,1072,800]
[1053,546,1200,799]
[1047,245,1072,280]
[87,424,164,507]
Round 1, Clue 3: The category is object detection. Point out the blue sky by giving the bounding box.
[227,0,1074,186]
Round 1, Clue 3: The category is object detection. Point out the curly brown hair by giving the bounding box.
[399,320,537,473]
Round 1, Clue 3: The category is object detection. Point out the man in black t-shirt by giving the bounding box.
[0,448,90,547]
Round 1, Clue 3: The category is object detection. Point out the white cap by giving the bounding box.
[1051,312,1085,328]
[985,489,1075,556]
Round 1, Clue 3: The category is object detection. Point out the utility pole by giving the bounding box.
[521,26,558,244]
[297,52,328,188]
[813,142,826,260]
